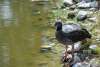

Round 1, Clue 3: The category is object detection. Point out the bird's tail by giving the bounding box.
[82,29,92,39]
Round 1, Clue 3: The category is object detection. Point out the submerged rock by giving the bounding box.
[40,45,52,52]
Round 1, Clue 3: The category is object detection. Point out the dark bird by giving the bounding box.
[55,20,91,66]
[55,21,91,45]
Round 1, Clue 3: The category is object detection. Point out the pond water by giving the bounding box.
[0,0,61,67]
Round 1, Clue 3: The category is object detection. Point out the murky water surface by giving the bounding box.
[0,0,60,67]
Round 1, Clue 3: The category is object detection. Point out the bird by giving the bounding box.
[54,20,91,45]
[54,20,91,66]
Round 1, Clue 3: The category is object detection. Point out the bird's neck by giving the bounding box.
[56,26,62,31]
[56,30,65,37]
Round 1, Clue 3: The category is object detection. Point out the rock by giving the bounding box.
[67,42,81,51]
[77,15,87,21]
[74,9,79,13]
[49,43,56,46]
[88,17,97,22]
[63,0,73,7]
[89,8,96,11]
[77,1,91,8]
[72,53,81,64]
[73,60,91,67]
[77,11,88,16]
[90,1,98,8]
[77,1,98,9]
[74,42,81,51]
[41,45,52,49]
[73,0,79,4]
[69,5,76,10]
[76,11,88,21]
[40,45,52,52]
[89,44,97,49]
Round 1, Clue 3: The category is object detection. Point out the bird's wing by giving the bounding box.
[62,24,81,33]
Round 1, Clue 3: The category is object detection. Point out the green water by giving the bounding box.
[0,0,61,67]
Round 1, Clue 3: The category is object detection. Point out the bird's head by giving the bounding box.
[54,20,62,31]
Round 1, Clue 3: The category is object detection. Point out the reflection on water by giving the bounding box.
[0,0,56,67]
[0,0,14,26]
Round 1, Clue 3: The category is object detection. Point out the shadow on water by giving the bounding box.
[0,0,57,67]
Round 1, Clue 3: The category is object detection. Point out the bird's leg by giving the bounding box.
[65,45,68,59]
[72,43,74,62]
[62,45,68,62]
[63,45,69,67]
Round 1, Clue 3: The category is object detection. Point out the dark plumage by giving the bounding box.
[55,21,91,45]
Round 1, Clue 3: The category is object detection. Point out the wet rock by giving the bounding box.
[73,61,91,67]
[69,5,76,10]
[77,1,98,9]
[73,0,79,4]
[74,42,81,51]
[73,9,79,13]
[67,42,81,51]
[89,8,96,11]
[77,11,88,21]
[89,44,97,49]
[88,17,97,22]
[40,43,56,52]
[81,0,92,3]
[49,43,56,46]
[62,0,73,7]
[90,1,98,8]
[77,1,91,8]
[72,53,81,65]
